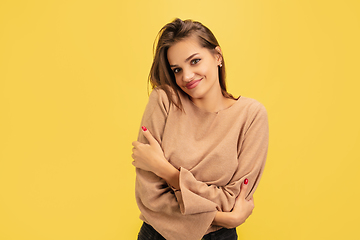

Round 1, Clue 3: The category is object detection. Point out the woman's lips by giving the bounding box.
[186,78,202,89]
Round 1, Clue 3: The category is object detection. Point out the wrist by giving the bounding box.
[156,159,180,190]
[153,157,169,177]
[213,211,245,229]
[213,212,232,229]
[230,212,245,227]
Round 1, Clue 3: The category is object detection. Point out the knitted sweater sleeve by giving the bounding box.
[173,101,269,215]
[135,88,217,240]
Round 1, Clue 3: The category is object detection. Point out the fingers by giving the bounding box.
[132,126,157,147]
[238,178,249,199]
[141,126,158,146]
[132,141,141,147]
[131,126,157,168]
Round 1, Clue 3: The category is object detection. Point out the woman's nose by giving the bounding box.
[182,68,195,82]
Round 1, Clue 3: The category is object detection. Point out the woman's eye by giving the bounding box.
[173,68,181,74]
[191,59,201,65]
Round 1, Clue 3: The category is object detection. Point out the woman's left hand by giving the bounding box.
[212,179,255,228]
[131,127,169,176]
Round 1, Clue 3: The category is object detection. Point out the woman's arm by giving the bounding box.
[132,126,180,190]
[132,102,268,216]
[212,181,255,228]
[132,127,257,229]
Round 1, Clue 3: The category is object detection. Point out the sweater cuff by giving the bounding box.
[175,167,218,215]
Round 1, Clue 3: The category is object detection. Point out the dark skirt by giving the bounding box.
[138,222,238,240]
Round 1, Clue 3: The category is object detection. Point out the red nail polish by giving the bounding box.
[142,126,147,131]
[244,178,248,185]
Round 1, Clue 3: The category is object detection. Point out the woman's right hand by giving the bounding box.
[212,179,255,229]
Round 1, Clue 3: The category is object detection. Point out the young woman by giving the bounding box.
[131,18,269,240]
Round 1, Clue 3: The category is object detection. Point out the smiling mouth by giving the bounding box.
[186,78,202,89]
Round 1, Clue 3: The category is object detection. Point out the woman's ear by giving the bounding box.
[215,46,223,64]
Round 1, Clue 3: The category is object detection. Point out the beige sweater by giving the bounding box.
[135,87,269,240]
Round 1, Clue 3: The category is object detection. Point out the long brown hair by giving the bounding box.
[149,18,236,111]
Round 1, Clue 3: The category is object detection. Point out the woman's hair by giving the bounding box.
[149,18,236,110]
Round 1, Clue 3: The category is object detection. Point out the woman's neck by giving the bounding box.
[190,90,236,113]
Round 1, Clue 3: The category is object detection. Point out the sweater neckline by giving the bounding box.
[184,94,242,115]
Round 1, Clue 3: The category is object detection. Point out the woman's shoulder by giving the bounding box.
[151,85,175,96]
[237,96,268,117]
[148,86,175,112]
[150,86,174,101]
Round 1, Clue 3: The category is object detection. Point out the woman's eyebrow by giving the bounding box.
[170,53,199,67]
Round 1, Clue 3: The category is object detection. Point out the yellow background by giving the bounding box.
[1,0,359,239]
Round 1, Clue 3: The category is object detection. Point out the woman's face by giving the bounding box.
[167,36,222,101]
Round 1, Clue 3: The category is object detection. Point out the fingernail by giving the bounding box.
[141,126,147,131]
[244,178,248,185]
